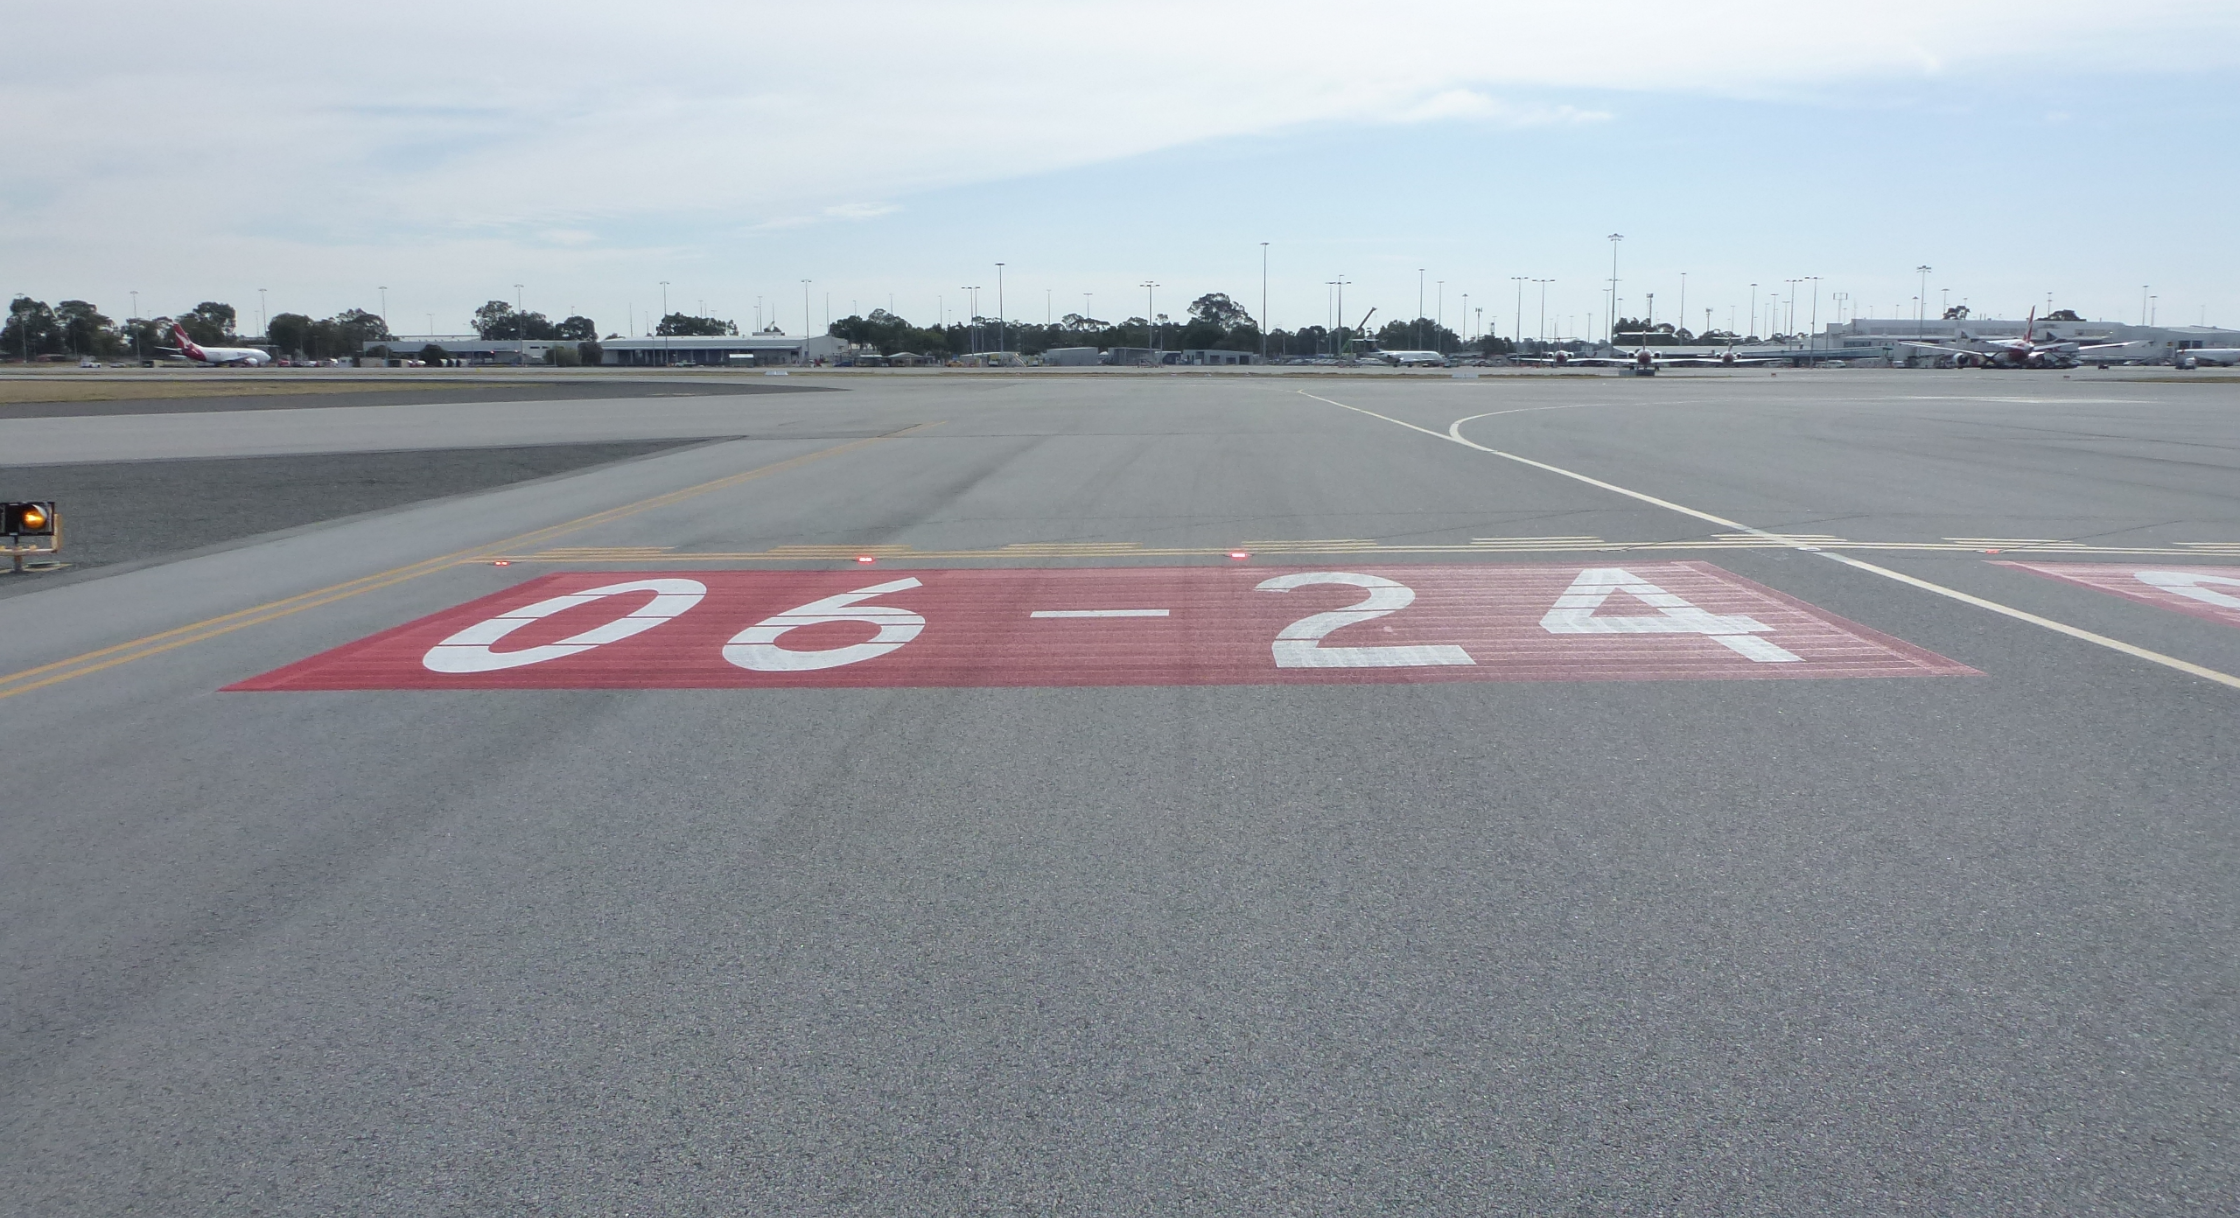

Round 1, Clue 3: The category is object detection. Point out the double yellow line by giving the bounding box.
[0,426,937,702]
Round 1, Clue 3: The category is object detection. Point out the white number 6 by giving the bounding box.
[724,577,926,672]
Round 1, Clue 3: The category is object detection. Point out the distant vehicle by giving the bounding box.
[158,320,271,366]
[2173,348,2240,369]
[77,358,103,369]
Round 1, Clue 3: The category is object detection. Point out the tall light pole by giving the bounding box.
[1916,265,1932,334]
[1436,279,1445,351]
[1677,272,1686,338]
[1606,234,1623,345]
[130,290,140,361]
[1461,292,1469,344]
[1260,242,1269,362]
[1417,267,1425,349]
[995,262,1005,354]
[1474,307,1483,349]
[1748,283,1757,341]
[2141,285,2150,326]
[377,286,387,338]
[1536,278,1553,346]
[1141,281,1159,357]
[1805,276,1821,353]
[800,280,810,363]
[517,283,528,363]
[1512,275,1527,347]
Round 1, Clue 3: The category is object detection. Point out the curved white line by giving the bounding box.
[1299,388,2240,693]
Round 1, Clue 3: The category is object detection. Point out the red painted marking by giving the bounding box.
[1997,561,2240,630]
[227,562,1974,691]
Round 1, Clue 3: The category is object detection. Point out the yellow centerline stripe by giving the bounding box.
[0,424,939,700]
[1298,389,2240,693]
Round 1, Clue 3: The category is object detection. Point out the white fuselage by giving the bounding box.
[2177,348,2240,368]
[184,346,271,366]
[168,323,271,366]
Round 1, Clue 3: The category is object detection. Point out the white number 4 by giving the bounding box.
[1540,567,1800,663]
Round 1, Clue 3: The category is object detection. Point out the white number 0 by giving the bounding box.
[423,578,707,673]
[724,577,926,672]
[1256,572,1475,668]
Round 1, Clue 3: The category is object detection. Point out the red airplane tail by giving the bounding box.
[169,321,207,361]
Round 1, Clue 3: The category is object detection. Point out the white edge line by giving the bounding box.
[1030,609,1172,618]
[1295,388,2240,693]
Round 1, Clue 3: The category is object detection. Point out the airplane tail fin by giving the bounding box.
[168,320,206,360]
[2025,308,2036,343]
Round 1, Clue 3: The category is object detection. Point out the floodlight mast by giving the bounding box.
[1260,242,1269,362]
[1606,234,1623,346]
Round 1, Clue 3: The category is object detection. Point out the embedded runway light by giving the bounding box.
[856,554,877,564]
[1228,550,1250,560]
[493,559,512,566]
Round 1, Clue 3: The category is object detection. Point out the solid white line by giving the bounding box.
[1296,389,2240,693]
[1029,609,1171,618]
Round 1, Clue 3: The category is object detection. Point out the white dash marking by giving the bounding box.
[1029,609,1171,618]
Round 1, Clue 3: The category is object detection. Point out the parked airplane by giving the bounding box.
[1375,350,1448,367]
[1522,345,1785,375]
[159,320,271,366]
[2174,348,2240,369]
[1908,310,2125,369]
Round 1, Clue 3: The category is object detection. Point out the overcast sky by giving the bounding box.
[8,1,2238,339]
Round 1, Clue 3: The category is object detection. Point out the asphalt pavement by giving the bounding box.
[1,369,2235,1215]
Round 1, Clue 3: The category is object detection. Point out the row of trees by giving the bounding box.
[4,298,253,360]
[826,292,1520,359]
[471,301,598,343]
[3,295,411,361]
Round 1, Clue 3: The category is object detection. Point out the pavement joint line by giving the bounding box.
[490,538,2240,562]
[0,424,940,701]
[1298,388,2240,694]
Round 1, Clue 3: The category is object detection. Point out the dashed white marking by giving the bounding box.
[1030,609,1171,618]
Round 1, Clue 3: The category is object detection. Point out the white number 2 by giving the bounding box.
[1256,572,1476,668]
[723,577,926,672]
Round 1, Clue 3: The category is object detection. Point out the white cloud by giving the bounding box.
[5,0,2235,310]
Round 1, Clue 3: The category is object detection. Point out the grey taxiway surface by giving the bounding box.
[2,370,2236,1214]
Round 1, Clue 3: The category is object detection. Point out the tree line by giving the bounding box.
[826,292,1517,359]
[3,295,409,362]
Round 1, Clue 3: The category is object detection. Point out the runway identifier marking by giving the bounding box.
[1297,390,2240,693]
[1997,563,2240,631]
[0,425,942,702]
[226,563,1972,690]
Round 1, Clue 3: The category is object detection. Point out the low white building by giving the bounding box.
[599,333,846,367]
